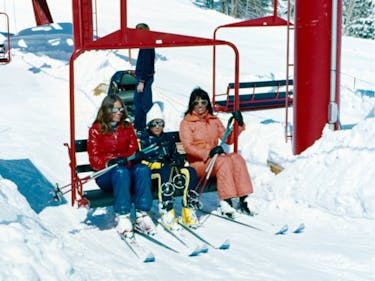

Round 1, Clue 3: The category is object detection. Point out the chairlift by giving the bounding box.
[0,12,11,64]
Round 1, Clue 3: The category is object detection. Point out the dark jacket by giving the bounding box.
[138,129,181,170]
[135,48,155,82]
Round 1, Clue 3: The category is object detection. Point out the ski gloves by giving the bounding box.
[107,151,146,167]
[209,146,224,158]
[232,110,244,126]
[107,157,128,167]
[134,151,146,162]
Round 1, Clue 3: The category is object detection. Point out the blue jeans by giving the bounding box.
[134,76,154,131]
[95,164,152,215]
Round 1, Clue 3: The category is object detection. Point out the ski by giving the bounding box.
[200,209,305,236]
[199,209,263,232]
[118,232,155,263]
[293,223,305,234]
[275,223,305,235]
[158,221,202,256]
[275,224,289,235]
[134,230,180,254]
[178,221,230,250]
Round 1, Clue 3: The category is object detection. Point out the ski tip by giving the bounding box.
[189,247,201,257]
[293,223,305,234]
[275,224,289,235]
[144,253,156,263]
[200,245,209,254]
[219,243,230,250]
[219,239,230,250]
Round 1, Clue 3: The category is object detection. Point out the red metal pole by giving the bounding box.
[293,0,340,154]
[31,0,53,26]
[120,0,127,41]
[334,0,342,130]
[274,0,278,18]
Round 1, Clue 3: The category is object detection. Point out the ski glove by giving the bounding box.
[134,151,146,162]
[170,154,185,168]
[107,157,128,167]
[209,146,224,158]
[232,110,244,126]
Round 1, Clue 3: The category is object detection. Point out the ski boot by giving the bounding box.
[181,207,199,228]
[116,213,133,237]
[135,211,156,235]
[220,199,236,218]
[239,196,254,216]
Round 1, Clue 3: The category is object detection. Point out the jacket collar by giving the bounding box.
[184,112,217,122]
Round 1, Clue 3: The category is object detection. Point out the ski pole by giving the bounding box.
[52,143,160,201]
[58,143,158,192]
[195,116,234,196]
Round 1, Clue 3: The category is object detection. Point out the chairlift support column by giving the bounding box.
[293,0,341,154]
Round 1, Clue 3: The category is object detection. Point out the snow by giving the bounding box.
[0,0,374,280]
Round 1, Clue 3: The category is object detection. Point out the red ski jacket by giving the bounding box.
[88,122,138,171]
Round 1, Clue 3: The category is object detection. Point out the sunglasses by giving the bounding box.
[149,120,165,128]
[193,100,209,106]
[112,107,125,113]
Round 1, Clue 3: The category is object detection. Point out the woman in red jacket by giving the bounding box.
[88,95,155,237]
[179,87,254,217]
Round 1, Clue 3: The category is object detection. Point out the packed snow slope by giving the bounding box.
[0,0,374,280]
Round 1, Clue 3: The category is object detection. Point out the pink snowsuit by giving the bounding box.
[179,112,254,200]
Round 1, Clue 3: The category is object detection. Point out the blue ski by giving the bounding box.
[293,223,305,233]
[275,224,289,235]
[158,221,202,256]
[178,222,230,250]
[134,229,179,254]
[119,232,155,263]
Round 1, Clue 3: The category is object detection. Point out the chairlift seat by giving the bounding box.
[215,79,293,111]
[68,132,217,208]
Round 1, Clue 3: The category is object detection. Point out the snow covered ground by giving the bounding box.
[0,0,374,280]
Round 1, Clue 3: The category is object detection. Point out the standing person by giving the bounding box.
[87,95,156,237]
[133,23,155,132]
[138,103,200,229]
[179,87,254,217]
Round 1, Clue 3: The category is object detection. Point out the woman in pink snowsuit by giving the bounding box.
[179,87,254,216]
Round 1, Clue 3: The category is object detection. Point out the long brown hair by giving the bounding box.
[94,95,130,134]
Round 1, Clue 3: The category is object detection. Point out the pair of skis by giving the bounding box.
[199,208,305,236]
[119,218,230,263]
[119,208,304,263]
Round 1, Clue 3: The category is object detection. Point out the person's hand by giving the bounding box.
[209,146,224,158]
[170,154,185,167]
[137,81,144,93]
[135,151,146,161]
[232,110,244,126]
[107,157,128,167]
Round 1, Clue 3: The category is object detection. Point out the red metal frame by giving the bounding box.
[285,0,293,142]
[214,81,293,112]
[212,1,292,152]
[32,0,53,26]
[0,12,11,64]
[68,0,240,206]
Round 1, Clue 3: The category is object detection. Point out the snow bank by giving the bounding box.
[266,117,375,219]
[0,178,79,281]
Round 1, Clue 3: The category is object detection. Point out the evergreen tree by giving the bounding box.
[193,0,374,39]
[343,0,374,39]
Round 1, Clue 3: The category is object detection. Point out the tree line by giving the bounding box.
[194,0,374,39]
